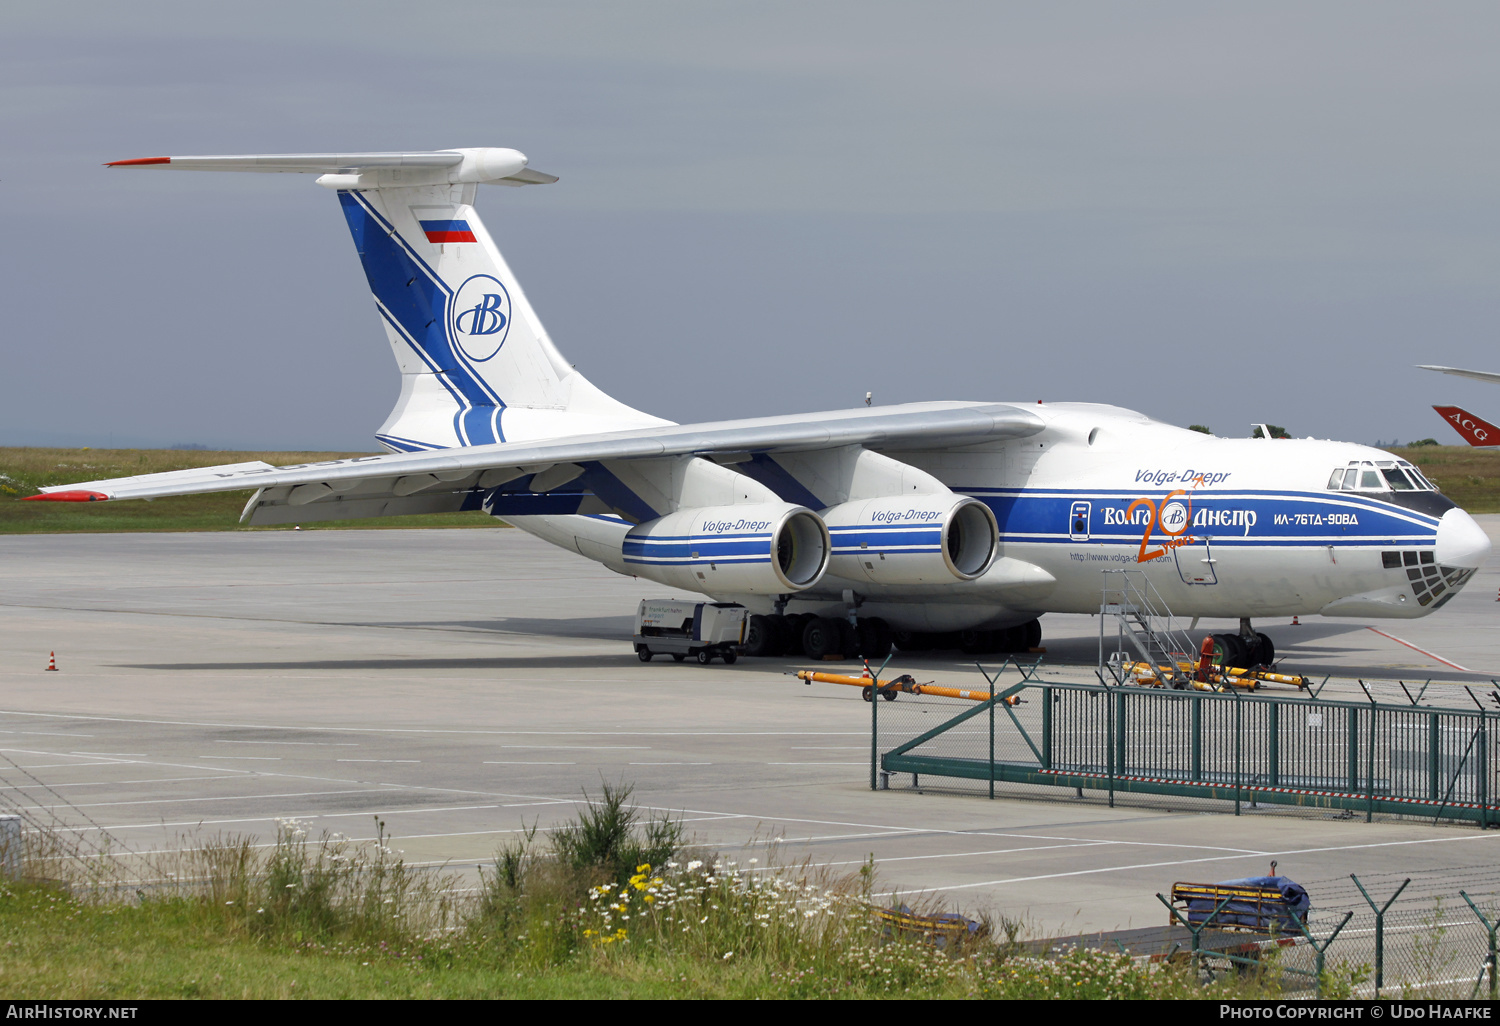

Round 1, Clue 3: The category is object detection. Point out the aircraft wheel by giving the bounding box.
[762,615,788,656]
[930,631,962,652]
[960,629,993,654]
[722,649,738,665]
[803,617,839,660]
[858,618,892,659]
[787,614,817,657]
[892,629,928,652]
[993,625,1023,653]
[1228,634,1251,668]
[743,615,778,657]
[636,646,652,662]
[1255,632,1275,667]
[1210,633,1233,668]
[1022,619,1043,650]
[1212,633,1247,669]
[696,649,713,665]
[672,652,686,663]
[836,619,857,659]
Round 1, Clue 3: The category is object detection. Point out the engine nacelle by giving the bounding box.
[822,494,998,584]
[623,503,830,594]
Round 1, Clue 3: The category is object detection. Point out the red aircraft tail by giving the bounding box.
[1433,405,1500,446]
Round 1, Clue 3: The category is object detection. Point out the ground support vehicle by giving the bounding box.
[634,599,748,665]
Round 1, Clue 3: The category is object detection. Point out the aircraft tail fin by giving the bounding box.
[1433,405,1500,447]
[107,149,669,451]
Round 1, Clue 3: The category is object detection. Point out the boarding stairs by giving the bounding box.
[1099,570,1198,687]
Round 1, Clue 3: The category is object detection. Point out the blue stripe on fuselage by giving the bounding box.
[964,488,1438,546]
[485,491,585,516]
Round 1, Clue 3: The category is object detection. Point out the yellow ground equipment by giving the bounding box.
[874,904,986,950]
[1168,879,1309,934]
[1120,660,1309,692]
[793,669,1021,704]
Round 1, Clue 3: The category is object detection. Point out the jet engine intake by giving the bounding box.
[822,494,998,584]
[623,502,829,594]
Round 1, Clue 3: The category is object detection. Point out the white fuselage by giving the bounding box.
[506,402,1490,632]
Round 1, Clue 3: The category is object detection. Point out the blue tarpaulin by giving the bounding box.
[1183,876,1310,931]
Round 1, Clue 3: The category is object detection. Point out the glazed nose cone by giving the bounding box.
[1435,508,1492,569]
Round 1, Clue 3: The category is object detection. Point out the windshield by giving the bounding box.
[1381,467,1416,491]
[1327,460,1435,494]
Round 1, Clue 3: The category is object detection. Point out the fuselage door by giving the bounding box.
[1175,536,1217,585]
[1069,500,1091,541]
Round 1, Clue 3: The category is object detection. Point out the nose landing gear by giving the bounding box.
[1212,618,1274,669]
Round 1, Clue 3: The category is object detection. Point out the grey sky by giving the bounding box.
[2,2,1498,449]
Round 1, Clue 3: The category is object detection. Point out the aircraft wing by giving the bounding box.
[27,403,1044,513]
[1417,364,1500,386]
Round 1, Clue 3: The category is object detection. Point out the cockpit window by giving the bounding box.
[1326,460,1436,493]
[1381,468,1415,490]
[1403,463,1435,489]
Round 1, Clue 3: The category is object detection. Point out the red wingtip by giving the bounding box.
[104,157,170,166]
[22,490,109,502]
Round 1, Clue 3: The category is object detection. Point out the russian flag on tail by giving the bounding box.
[420,219,477,243]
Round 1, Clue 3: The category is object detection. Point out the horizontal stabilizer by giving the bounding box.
[1433,405,1500,446]
[108,153,461,172]
[105,148,557,187]
[1419,365,1500,386]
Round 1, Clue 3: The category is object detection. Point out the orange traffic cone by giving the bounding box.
[1290,616,1300,626]
[45,652,57,671]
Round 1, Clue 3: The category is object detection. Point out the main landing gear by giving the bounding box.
[741,612,894,660]
[742,613,1046,660]
[890,620,1041,656]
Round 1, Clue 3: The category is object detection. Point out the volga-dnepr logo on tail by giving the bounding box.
[451,274,511,361]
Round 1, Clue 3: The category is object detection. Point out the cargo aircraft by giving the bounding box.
[29,149,1492,665]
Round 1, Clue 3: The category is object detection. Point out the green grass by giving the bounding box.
[0,791,1344,1000]
[0,447,502,533]
[1385,444,1500,513]
[0,882,1301,1000]
[0,885,713,999]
